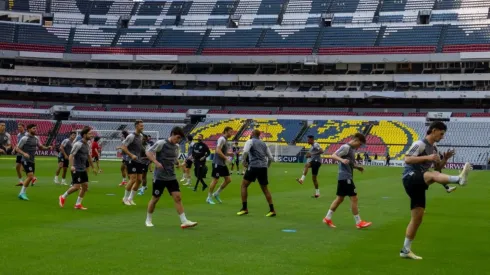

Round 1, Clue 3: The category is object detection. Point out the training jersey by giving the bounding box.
[18,135,41,163]
[243,138,273,168]
[402,139,437,178]
[122,132,143,163]
[0,131,12,148]
[213,136,229,166]
[147,139,180,181]
[59,138,73,158]
[91,141,100,157]
[71,141,90,172]
[16,132,26,155]
[334,143,356,180]
[309,142,323,163]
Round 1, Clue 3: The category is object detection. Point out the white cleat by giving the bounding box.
[129,200,136,206]
[61,182,68,186]
[296,178,304,185]
[123,199,132,206]
[206,198,216,205]
[181,220,198,229]
[400,250,423,260]
[54,178,60,184]
[458,162,471,186]
[145,221,154,227]
[180,178,186,182]
[447,186,457,193]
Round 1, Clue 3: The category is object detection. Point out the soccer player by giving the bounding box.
[0,120,12,155]
[118,130,130,186]
[54,131,76,185]
[144,126,197,229]
[296,135,323,198]
[206,126,234,204]
[138,134,152,195]
[58,128,96,210]
[181,135,194,186]
[399,122,470,260]
[121,120,145,206]
[15,123,26,185]
[237,130,275,217]
[16,124,53,200]
[192,134,211,191]
[230,141,241,175]
[91,136,102,173]
[323,133,372,229]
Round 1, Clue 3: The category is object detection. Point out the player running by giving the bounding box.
[145,126,197,229]
[91,136,102,173]
[16,124,53,200]
[237,130,275,217]
[230,141,241,175]
[121,120,145,206]
[323,133,372,229]
[15,123,26,185]
[180,135,194,186]
[206,126,234,204]
[399,122,470,260]
[296,135,323,198]
[192,134,211,191]
[54,131,76,185]
[58,128,96,210]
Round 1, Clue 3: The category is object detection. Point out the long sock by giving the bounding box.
[326,209,334,220]
[269,204,274,212]
[300,175,305,181]
[146,213,152,222]
[214,187,222,196]
[354,214,361,224]
[20,186,27,195]
[315,189,320,195]
[443,184,450,190]
[179,213,187,223]
[128,190,136,201]
[55,176,58,181]
[62,191,69,199]
[448,176,460,183]
[122,178,126,182]
[242,202,247,210]
[403,237,412,252]
[207,192,212,200]
[124,190,130,200]
[76,197,83,205]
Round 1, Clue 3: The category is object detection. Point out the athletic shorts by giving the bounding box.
[127,161,144,174]
[337,179,357,197]
[16,155,22,164]
[142,163,150,173]
[58,157,69,168]
[122,159,129,166]
[85,160,89,168]
[152,179,180,197]
[22,161,35,174]
[402,170,427,209]
[185,159,193,169]
[71,171,89,184]
[92,156,99,162]
[244,167,268,185]
[310,161,321,176]
[211,164,230,179]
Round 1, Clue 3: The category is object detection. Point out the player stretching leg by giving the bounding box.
[237,130,275,217]
[436,149,457,193]
[145,127,197,228]
[400,122,470,260]
[15,123,26,185]
[55,131,76,185]
[207,127,234,204]
[16,124,53,200]
[121,120,145,206]
[296,135,323,198]
[59,128,96,210]
[323,133,372,229]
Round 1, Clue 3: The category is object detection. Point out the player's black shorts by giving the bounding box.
[310,161,321,176]
[16,155,22,164]
[244,167,268,185]
[185,159,193,169]
[337,179,357,197]
[92,156,99,162]
[127,161,144,174]
[211,164,230,179]
[122,159,129,166]
[402,170,428,209]
[85,160,89,168]
[22,161,35,174]
[142,163,150,173]
[71,171,89,184]
[58,156,69,168]
[152,179,180,197]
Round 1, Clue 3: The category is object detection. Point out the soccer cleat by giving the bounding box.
[237,209,249,216]
[54,177,59,184]
[181,220,198,229]
[118,181,127,187]
[31,177,37,186]
[296,178,304,185]
[400,250,423,260]
[213,193,222,204]
[18,193,29,201]
[145,221,154,227]
[323,218,336,228]
[180,178,186,182]
[15,182,23,186]
[312,194,320,198]
[206,198,216,205]
[458,162,471,186]
[59,195,65,207]
[356,220,372,229]
[129,200,136,206]
[447,186,457,193]
[265,211,276,217]
[123,199,132,206]
[74,204,87,210]
[61,181,68,186]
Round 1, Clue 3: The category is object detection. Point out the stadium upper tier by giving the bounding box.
[2,0,490,55]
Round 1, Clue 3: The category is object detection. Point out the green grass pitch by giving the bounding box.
[1,157,489,275]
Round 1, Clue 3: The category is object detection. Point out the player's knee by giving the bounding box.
[336,196,345,203]
[173,194,182,202]
[350,196,358,203]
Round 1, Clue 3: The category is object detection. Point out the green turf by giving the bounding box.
[1,157,489,275]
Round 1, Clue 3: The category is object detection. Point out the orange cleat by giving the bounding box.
[59,195,65,208]
[323,218,336,228]
[74,204,87,210]
[356,220,372,229]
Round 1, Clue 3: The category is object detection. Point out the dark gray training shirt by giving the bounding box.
[213,136,229,166]
[402,139,437,178]
[18,135,41,163]
[59,138,73,158]
[123,132,143,164]
[309,142,323,163]
[71,141,90,172]
[0,131,12,147]
[147,139,180,181]
[334,143,356,180]
[243,137,273,168]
